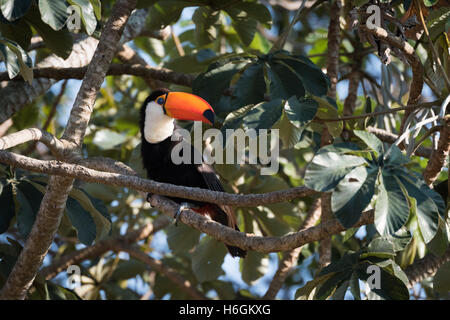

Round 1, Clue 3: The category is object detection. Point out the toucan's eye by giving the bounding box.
[156,97,165,105]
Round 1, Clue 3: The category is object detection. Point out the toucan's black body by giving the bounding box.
[140,89,246,258]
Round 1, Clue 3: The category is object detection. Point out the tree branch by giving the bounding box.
[366,126,432,158]
[148,194,374,253]
[0,128,65,155]
[0,64,195,88]
[0,150,316,206]
[423,119,450,185]
[0,0,138,300]
[358,25,423,132]
[405,247,450,289]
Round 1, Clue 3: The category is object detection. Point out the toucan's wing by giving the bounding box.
[196,162,237,228]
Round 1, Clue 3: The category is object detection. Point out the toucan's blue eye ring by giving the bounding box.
[157,97,165,105]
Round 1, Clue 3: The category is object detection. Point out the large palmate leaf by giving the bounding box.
[191,236,227,283]
[0,36,33,83]
[305,144,367,192]
[39,0,68,31]
[68,0,97,35]
[332,165,378,228]
[193,50,329,117]
[65,196,97,246]
[304,131,446,241]
[0,18,32,49]
[192,57,253,116]
[240,251,269,285]
[146,0,193,30]
[284,96,318,129]
[307,249,409,300]
[224,1,271,46]
[374,174,411,236]
[395,173,441,243]
[192,6,220,46]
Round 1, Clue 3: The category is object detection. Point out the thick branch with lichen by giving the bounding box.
[0,149,316,206]
[0,64,195,88]
[0,0,138,300]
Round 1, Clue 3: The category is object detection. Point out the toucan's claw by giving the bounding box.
[174,202,191,226]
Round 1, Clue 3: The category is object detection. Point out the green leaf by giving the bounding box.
[92,129,127,150]
[266,60,306,99]
[233,18,257,47]
[0,37,33,83]
[0,184,15,233]
[39,0,68,31]
[0,0,31,21]
[374,174,410,236]
[349,271,361,299]
[332,165,377,228]
[68,188,111,241]
[192,6,219,46]
[427,7,450,40]
[163,49,216,73]
[354,130,384,156]
[224,4,265,46]
[313,96,343,137]
[396,174,440,243]
[242,99,284,131]
[230,61,266,111]
[361,237,395,259]
[68,0,97,35]
[427,221,449,257]
[384,145,410,165]
[273,52,330,97]
[273,111,303,148]
[315,270,353,300]
[191,236,226,283]
[433,261,450,294]
[0,18,32,49]
[424,0,438,6]
[15,181,44,238]
[353,0,370,6]
[89,0,100,20]
[305,148,366,192]
[110,259,148,281]
[46,283,82,300]
[240,251,268,285]
[146,1,192,30]
[166,223,201,255]
[193,58,252,115]
[295,272,335,300]
[284,96,318,129]
[382,227,412,252]
[358,262,409,300]
[65,196,97,245]
[24,5,73,59]
[225,2,272,27]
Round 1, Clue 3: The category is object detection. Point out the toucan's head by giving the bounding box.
[140,89,215,144]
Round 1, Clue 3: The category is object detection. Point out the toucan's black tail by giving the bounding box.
[194,204,247,258]
[226,225,247,258]
[227,245,247,258]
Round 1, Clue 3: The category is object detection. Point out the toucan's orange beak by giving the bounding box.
[164,92,215,125]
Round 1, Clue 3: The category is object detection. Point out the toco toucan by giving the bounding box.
[140,88,246,258]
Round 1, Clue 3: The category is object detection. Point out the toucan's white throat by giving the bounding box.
[143,101,174,143]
